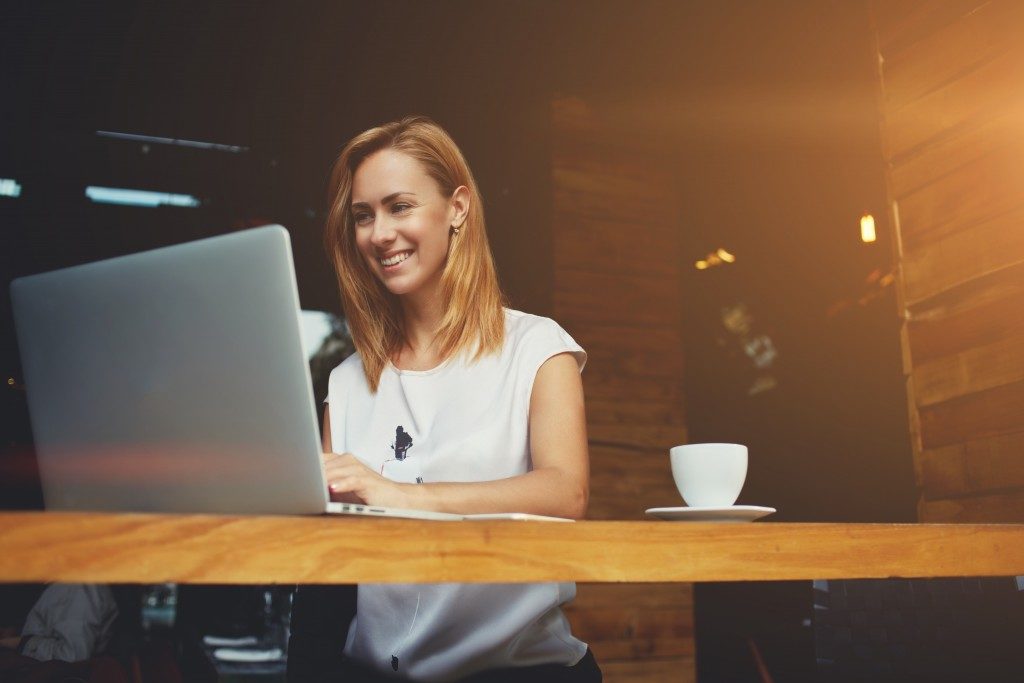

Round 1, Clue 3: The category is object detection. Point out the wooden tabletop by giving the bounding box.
[2,512,1022,584]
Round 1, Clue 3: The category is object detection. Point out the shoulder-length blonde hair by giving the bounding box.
[324,116,506,392]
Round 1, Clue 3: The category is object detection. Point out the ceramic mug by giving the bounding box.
[670,443,748,507]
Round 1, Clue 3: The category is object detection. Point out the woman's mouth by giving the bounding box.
[379,250,413,271]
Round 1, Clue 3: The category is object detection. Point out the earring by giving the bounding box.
[451,225,461,235]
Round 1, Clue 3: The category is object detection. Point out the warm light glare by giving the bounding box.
[696,247,736,271]
[0,178,22,197]
[85,186,201,208]
[860,213,876,243]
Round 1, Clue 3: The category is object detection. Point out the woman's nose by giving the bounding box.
[369,217,396,245]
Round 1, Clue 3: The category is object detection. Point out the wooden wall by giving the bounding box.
[870,0,1024,521]
[549,97,694,682]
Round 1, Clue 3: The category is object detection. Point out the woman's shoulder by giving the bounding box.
[328,351,366,388]
[502,308,586,368]
[334,350,364,371]
[503,307,560,336]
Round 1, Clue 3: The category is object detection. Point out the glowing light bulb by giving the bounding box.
[716,248,736,263]
[861,214,877,243]
[695,260,709,270]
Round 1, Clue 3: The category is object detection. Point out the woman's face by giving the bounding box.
[350,149,466,301]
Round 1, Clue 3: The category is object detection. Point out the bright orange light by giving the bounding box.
[716,248,736,263]
[695,260,709,270]
[860,214,876,243]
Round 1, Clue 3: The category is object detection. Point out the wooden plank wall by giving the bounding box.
[549,97,694,682]
[870,0,1024,522]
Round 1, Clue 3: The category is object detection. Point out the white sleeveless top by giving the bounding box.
[325,308,588,681]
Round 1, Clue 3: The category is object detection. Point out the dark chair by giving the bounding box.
[286,585,357,683]
[813,576,1024,682]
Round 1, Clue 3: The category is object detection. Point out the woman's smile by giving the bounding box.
[379,249,414,271]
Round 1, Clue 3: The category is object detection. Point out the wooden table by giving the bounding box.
[2,512,1023,584]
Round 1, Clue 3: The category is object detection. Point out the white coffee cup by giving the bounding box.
[670,443,748,507]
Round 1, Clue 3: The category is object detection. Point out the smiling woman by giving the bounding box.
[305,116,600,682]
[324,116,505,391]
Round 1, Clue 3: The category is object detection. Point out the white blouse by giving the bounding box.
[326,308,588,681]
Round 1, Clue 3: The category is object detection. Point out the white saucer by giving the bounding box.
[644,505,776,522]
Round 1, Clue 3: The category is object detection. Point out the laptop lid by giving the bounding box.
[10,225,329,514]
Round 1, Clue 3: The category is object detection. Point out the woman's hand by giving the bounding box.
[322,452,411,508]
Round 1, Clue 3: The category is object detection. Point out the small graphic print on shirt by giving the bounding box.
[380,426,414,474]
[392,426,413,460]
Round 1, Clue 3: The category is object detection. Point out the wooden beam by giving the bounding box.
[2,513,1024,584]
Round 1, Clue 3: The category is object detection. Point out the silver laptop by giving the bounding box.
[10,225,567,522]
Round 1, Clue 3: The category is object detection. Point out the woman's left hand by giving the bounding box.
[323,452,411,508]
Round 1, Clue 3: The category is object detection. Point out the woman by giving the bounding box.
[318,116,600,682]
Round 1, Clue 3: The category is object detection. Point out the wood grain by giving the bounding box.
[907,258,1024,327]
[874,0,991,59]
[909,270,1024,366]
[582,372,685,402]
[554,213,680,279]
[901,207,1024,305]
[918,378,1024,449]
[889,110,1017,200]
[3,513,1024,584]
[598,658,694,683]
[884,46,1024,160]
[920,430,1024,498]
[874,0,1024,525]
[896,145,1024,248]
[565,584,695,662]
[912,331,1024,407]
[570,323,685,378]
[587,423,685,452]
[586,400,686,431]
[554,270,682,328]
[588,447,682,520]
[920,489,1024,522]
[573,583,693,609]
[552,186,677,227]
[881,1,1018,112]
[551,94,690,681]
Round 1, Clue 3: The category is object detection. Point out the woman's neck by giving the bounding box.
[397,291,445,365]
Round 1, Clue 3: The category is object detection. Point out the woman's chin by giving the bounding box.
[380,277,416,297]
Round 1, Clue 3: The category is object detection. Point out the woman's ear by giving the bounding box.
[450,185,470,227]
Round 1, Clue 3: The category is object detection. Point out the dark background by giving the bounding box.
[1,3,915,678]
[1,0,915,521]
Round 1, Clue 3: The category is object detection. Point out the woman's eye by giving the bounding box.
[392,203,411,213]
[353,212,372,225]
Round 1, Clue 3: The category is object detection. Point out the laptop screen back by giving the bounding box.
[10,226,328,514]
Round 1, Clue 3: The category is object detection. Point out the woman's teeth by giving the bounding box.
[380,251,412,267]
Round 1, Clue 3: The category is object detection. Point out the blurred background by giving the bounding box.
[2,1,935,681]
[1,0,913,520]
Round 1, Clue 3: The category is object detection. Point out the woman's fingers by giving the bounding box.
[320,452,408,508]
[322,452,376,502]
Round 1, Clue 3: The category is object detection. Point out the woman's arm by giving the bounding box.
[322,352,590,519]
[322,405,333,452]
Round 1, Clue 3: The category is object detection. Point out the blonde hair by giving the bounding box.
[324,116,506,392]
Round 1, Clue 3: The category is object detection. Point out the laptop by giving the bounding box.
[10,225,568,522]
